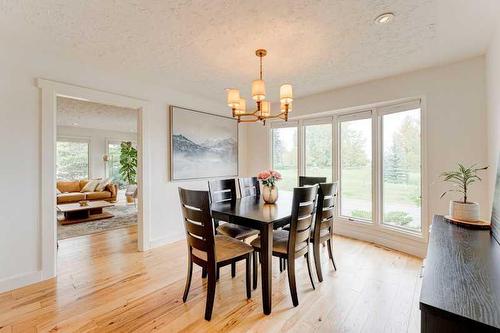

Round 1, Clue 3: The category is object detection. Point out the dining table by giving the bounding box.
[211,190,293,315]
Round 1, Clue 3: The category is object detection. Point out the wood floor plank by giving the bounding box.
[0,225,423,332]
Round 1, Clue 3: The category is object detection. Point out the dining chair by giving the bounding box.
[299,176,327,186]
[178,187,253,321]
[208,179,259,278]
[238,177,261,198]
[251,185,318,307]
[311,182,338,282]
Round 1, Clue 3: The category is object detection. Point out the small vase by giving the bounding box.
[262,185,278,204]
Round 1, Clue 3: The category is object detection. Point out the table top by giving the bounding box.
[57,200,114,212]
[211,190,293,224]
[420,215,500,329]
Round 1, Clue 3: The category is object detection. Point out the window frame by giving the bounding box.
[378,103,423,234]
[337,110,375,224]
[56,135,91,180]
[267,97,427,241]
[270,121,300,189]
[302,117,334,183]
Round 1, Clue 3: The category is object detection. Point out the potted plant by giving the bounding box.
[119,141,138,204]
[257,170,282,204]
[440,163,487,222]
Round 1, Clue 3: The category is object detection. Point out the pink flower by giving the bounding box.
[270,170,282,180]
[258,170,271,180]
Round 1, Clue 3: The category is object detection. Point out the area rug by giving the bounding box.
[57,204,137,240]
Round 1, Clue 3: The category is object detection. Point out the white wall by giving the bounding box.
[57,126,137,180]
[247,57,489,255]
[486,24,500,208]
[0,39,247,291]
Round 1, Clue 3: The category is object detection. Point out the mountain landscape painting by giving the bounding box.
[170,106,238,180]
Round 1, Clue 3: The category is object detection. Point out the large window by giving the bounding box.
[304,123,332,182]
[271,126,298,190]
[268,99,423,236]
[56,138,90,180]
[382,108,421,231]
[339,115,372,220]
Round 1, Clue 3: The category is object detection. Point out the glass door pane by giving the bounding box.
[56,140,89,180]
[304,123,332,182]
[382,109,421,231]
[339,118,372,220]
[272,127,298,190]
[107,142,126,189]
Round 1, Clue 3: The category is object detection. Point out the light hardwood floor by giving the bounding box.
[0,226,422,332]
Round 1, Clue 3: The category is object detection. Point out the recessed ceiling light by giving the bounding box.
[375,12,394,24]
[72,122,79,126]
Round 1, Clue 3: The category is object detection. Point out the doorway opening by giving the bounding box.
[38,79,151,281]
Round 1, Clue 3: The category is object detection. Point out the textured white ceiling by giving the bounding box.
[57,97,137,133]
[1,0,500,105]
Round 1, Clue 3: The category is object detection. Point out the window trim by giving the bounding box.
[56,135,91,180]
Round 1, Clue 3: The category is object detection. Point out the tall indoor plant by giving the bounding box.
[120,141,137,202]
[440,163,487,221]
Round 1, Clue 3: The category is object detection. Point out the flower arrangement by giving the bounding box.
[257,170,282,187]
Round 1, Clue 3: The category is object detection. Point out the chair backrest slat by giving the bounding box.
[314,182,338,241]
[299,176,327,187]
[238,177,260,198]
[178,188,215,261]
[208,179,237,204]
[287,186,318,256]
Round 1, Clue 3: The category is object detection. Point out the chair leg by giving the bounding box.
[287,256,299,307]
[279,257,283,272]
[183,255,193,302]
[246,255,251,299]
[205,264,217,321]
[252,251,258,290]
[327,239,337,271]
[313,241,323,282]
[231,262,236,278]
[202,267,207,278]
[305,252,316,290]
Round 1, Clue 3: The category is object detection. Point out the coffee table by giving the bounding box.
[57,200,115,225]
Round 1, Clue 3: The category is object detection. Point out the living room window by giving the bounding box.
[56,137,90,180]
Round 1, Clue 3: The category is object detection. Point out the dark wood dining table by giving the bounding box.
[211,191,293,315]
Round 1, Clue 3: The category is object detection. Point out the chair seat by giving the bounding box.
[250,230,307,255]
[192,235,253,263]
[216,222,259,240]
[311,229,331,243]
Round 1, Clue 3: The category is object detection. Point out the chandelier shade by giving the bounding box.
[226,49,293,124]
[226,89,240,108]
[252,80,266,101]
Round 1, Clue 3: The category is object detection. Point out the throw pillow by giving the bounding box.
[80,179,100,193]
[95,178,112,192]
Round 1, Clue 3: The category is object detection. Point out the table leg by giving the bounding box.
[261,223,273,315]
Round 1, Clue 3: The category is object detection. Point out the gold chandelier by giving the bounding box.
[226,49,293,124]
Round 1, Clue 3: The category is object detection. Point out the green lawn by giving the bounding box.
[275,167,420,206]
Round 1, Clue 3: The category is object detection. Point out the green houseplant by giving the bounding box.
[440,163,487,221]
[119,142,137,203]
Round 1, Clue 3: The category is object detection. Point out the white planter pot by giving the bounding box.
[449,201,480,222]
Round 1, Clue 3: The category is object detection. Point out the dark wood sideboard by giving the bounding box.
[420,215,500,332]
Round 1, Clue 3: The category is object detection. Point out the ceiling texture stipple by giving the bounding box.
[57,97,138,133]
[1,0,500,105]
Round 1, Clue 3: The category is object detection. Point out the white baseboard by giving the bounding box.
[0,271,42,293]
[150,232,185,248]
[334,221,427,258]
